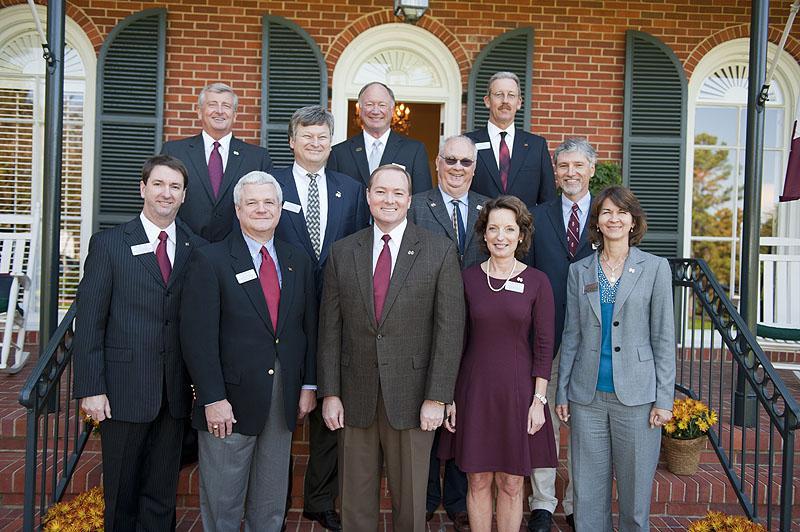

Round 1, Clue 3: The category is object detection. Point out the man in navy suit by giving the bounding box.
[180,172,318,531]
[74,155,206,532]
[162,82,273,242]
[328,81,432,194]
[466,71,555,209]
[273,105,369,531]
[525,138,596,532]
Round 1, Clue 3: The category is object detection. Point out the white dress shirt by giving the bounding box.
[561,192,592,235]
[202,131,232,171]
[292,162,329,244]
[486,121,515,167]
[372,218,407,276]
[241,231,282,286]
[139,212,176,263]
[363,129,391,165]
[438,187,469,225]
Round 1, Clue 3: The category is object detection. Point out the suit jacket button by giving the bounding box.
[614,346,621,352]
[268,369,275,375]
[275,338,280,344]
[377,334,382,339]
[613,321,619,327]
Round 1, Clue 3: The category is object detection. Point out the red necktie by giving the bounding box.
[373,234,391,324]
[208,141,223,198]
[155,231,171,283]
[499,131,510,192]
[259,246,280,331]
[567,203,580,258]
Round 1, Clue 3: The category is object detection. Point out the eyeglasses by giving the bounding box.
[440,156,475,167]
[490,91,519,101]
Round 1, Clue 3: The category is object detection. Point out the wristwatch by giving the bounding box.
[534,393,547,405]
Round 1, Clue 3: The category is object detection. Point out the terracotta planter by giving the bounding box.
[662,435,705,475]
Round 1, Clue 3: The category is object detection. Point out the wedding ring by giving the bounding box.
[212,425,219,429]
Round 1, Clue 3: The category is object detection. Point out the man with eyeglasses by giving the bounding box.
[408,134,489,531]
[466,72,555,209]
[328,81,433,194]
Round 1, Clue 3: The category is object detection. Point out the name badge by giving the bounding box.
[584,282,598,293]
[130,243,152,256]
[283,201,302,213]
[505,281,524,293]
[475,142,491,150]
[236,269,258,284]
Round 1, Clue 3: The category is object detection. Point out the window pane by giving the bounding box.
[760,150,783,235]
[764,108,785,149]
[692,240,733,292]
[695,106,738,146]
[693,147,736,236]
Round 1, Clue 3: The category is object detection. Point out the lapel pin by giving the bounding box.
[288,266,294,272]
[355,147,363,152]
[233,150,240,156]
[629,268,635,273]
[408,250,415,255]
[516,277,523,282]
[476,205,483,210]
[430,202,437,207]
[335,191,342,198]
[185,242,190,246]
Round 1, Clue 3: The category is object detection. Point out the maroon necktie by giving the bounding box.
[208,141,223,198]
[373,234,391,324]
[567,203,580,258]
[155,231,171,283]
[499,131,510,192]
[259,246,280,331]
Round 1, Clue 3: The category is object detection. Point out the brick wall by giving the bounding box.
[9,0,799,162]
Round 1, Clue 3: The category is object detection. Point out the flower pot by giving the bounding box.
[662,435,705,475]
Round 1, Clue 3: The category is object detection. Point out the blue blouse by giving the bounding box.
[596,261,618,393]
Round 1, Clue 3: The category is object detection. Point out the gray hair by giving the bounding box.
[486,71,521,96]
[439,135,478,160]
[288,105,334,140]
[233,171,283,205]
[553,137,598,166]
[198,82,239,112]
[357,82,396,107]
[368,164,412,194]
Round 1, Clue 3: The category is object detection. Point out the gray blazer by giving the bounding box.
[317,222,465,430]
[556,247,675,410]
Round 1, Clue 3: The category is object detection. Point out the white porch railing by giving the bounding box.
[758,237,800,329]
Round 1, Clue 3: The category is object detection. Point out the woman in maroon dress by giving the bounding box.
[441,195,557,531]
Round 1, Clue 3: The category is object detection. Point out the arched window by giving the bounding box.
[0,5,96,312]
[686,39,800,299]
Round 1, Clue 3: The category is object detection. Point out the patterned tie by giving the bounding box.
[368,140,383,174]
[373,234,391,324]
[567,203,580,258]
[451,199,466,257]
[306,173,321,259]
[498,131,510,192]
[155,231,171,283]
[259,246,281,331]
[208,141,223,198]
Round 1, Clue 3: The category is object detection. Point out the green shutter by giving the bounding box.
[467,28,533,131]
[622,30,686,258]
[94,9,166,231]
[262,17,327,168]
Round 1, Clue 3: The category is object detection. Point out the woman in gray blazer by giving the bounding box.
[555,186,675,531]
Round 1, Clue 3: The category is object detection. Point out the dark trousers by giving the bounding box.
[426,428,468,515]
[303,406,339,512]
[99,401,184,532]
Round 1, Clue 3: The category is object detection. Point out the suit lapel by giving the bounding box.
[349,135,371,186]
[276,170,317,261]
[229,233,272,332]
[507,131,529,191]
[464,191,484,251]
[187,135,215,203]
[168,222,192,288]
[320,172,344,265]
[123,218,165,286]
[274,240,295,336]
[379,224,420,324]
[475,128,502,192]
[217,137,245,204]
[545,199,570,256]
[580,254,601,322]
[380,131,402,166]
[426,189,457,244]
[612,247,646,319]
[354,229,377,325]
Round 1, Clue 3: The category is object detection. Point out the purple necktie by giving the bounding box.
[155,231,171,283]
[499,131,510,192]
[208,141,223,198]
[259,246,280,331]
[373,234,391,324]
[567,203,580,258]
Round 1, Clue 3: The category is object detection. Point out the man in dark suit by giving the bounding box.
[180,172,317,531]
[162,82,273,242]
[327,81,432,194]
[525,138,596,532]
[409,134,488,532]
[73,155,205,532]
[273,105,369,531]
[318,164,465,531]
[466,71,556,209]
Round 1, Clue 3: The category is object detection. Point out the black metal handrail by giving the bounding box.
[18,302,93,531]
[669,258,799,530]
